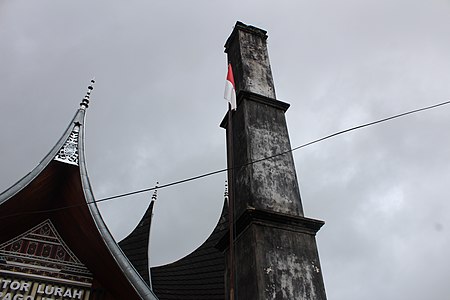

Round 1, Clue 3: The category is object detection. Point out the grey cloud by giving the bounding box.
[1,1,450,299]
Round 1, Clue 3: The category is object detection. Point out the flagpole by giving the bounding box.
[224,63,237,300]
[226,103,236,300]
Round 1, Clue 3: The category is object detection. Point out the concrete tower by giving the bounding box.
[220,22,327,300]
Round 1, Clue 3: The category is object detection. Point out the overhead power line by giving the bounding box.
[94,99,450,204]
[1,98,449,220]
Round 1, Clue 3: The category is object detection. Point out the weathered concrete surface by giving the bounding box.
[230,92,304,217]
[258,226,326,300]
[221,209,326,300]
[225,21,276,99]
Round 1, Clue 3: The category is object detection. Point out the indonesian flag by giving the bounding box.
[224,64,237,110]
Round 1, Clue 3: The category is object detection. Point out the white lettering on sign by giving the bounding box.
[0,280,31,294]
[35,283,84,299]
[0,277,89,300]
[1,280,11,289]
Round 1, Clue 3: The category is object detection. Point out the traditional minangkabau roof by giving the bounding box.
[120,198,228,300]
[0,81,158,300]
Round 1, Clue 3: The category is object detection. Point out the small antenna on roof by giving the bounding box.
[80,78,96,109]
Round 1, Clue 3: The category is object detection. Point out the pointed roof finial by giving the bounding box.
[80,78,96,109]
[224,180,229,198]
[151,182,159,202]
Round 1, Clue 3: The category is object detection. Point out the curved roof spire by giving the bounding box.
[119,181,159,288]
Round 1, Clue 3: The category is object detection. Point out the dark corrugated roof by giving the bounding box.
[119,200,228,300]
[151,202,227,299]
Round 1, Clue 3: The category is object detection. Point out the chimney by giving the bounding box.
[220,21,327,300]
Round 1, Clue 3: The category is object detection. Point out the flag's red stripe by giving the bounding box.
[227,64,235,87]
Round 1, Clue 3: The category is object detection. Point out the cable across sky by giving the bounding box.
[94,98,450,204]
[0,98,449,221]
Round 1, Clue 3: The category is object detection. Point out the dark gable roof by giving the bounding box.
[120,201,228,300]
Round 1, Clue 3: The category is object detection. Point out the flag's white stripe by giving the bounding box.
[224,80,237,110]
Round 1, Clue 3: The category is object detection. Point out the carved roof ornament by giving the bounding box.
[54,125,80,165]
[0,219,93,285]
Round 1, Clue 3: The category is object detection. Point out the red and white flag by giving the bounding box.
[224,64,237,110]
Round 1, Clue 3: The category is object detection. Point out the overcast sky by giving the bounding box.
[1,1,450,299]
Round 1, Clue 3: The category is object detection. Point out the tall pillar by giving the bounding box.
[220,22,327,300]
